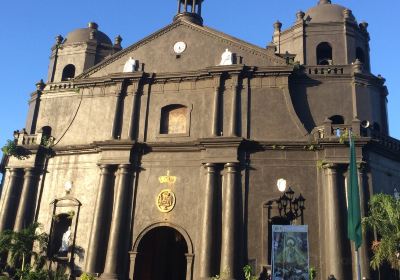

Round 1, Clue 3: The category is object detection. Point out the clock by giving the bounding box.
[173,41,187,54]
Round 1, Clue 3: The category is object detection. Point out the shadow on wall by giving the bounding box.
[289,75,322,133]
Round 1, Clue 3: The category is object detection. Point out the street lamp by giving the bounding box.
[273,183,306,224]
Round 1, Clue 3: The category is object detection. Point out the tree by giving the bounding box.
[363,193,400,270]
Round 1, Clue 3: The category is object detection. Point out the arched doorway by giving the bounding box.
[133,226,188,280]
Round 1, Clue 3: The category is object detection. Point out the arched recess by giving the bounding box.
[61,64,76,81]
[130,222,194,280]
[316,42,333,65]
[132,222,193,254]
[160,104,189,134]
[329,115,345,125]
[48,213,72,257]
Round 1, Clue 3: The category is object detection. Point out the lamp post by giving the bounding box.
[275,186,306,224]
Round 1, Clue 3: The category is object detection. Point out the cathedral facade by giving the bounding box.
[0,0,399,279]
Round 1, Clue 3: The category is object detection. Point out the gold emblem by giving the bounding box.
[156,189,176,213]
[158,170,177,185]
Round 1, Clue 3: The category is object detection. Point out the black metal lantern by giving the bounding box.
[286,187,295,201]
[269,186,306,224]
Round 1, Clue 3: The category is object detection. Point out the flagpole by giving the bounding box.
[349,129,362,280]
[356,249,361,280]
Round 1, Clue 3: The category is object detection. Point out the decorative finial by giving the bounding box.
[36,79,45,91]
[319,0,332,4]
[274,20,282,32]
[359,22,369,31]
[114,35,122,46]
[88,22,98,30]
[55,35,63,45]
[296,11,305,22]
[343,9,355,21]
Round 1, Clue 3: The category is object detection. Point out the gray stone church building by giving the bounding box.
[1,0,399,279]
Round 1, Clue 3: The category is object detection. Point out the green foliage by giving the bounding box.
[1,140,30,160]
[316,160,328,169]
[1,140,17,157]
[309,267,317,280]
[243,265,259,280]
[16,266,48,280]
[0,223,48,272]
[338,129,350,144]
[0,224,70,280]
[80,272,96,280]
[40,136,54,148]
[363,194,400,270]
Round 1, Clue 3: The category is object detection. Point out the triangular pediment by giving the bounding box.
[77,19,286,79]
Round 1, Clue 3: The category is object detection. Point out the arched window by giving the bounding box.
[356,47,365,63]
[317,42,333,65]
[41,126,52,137]
[49,213,72,257]
[61,64,76,81]
[160,104,188,134]
[329,115,345,125]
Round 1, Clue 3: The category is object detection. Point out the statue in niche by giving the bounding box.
[58,226,71,253]
[219,49,233,66]
[123,57,138,72]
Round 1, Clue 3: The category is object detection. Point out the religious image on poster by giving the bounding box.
[272,225,309,280]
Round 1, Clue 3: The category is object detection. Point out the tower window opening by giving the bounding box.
[317,42,333,65]
[61,64,76,81]
[329,115,345,125]
[160,104,188,134]
[356,47,365,63]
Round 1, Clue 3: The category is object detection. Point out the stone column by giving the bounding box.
[86,164,113,274]
[0,168,22,232]
[220,163,239,279]
[14,168,39,232]
[101,164,131,280]
[324,165,345,280]
[211,77,221,137]
[199,163,217,278]
[230,76,239,137]
[357,164,371,280]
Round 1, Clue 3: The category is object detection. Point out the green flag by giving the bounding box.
[347,131,362,249]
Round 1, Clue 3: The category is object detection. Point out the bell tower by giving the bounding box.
[174,0,203,25]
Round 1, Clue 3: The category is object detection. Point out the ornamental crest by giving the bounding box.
[158,170,177,185]
[156,189,176,213]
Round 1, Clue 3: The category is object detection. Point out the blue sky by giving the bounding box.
[0,0,399,159]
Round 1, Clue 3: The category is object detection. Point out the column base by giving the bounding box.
[99,273,119,280]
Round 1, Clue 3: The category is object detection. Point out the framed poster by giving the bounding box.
[272,225,309,280]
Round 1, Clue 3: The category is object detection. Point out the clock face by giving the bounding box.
[174,41,187,54]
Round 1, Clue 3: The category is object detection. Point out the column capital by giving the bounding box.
[224,162,239,171]
[23,167,38,176]
[117,164,131,173]
[7,167,21,174]
[204,163,217,169]
[98,164,112,174]
[323,163,343,172]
